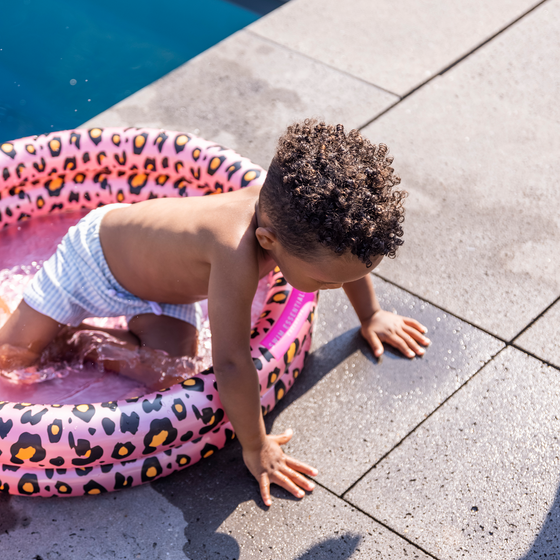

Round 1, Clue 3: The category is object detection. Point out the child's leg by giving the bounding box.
[0,302,198,389]
[128,313,198,357]
[66,314,197,390]
[0,300,64,369]
[67,323,141,348]
[125,313,198,389]
[49,322,141,370]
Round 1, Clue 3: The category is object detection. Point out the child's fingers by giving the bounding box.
[259,472,272,507]
[271,471,306,499]
[403,317,428,334]
[382,332,416,358]
[363,330,384,357]
[403,325,431,347]
[285,455,318,478]
[281,465,316,492]
[396,330,424,356]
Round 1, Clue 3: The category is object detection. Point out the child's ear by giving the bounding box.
[255,227,277,250]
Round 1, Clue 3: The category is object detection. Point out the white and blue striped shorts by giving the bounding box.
[23,203,202,331]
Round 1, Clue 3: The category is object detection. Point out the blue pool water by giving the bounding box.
[0,0,284,143]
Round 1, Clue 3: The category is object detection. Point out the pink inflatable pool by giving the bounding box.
[0,128,317,496]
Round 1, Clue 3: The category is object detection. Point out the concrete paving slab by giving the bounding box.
[0,483,188,560]
[265,276,503,494]
[82,30,397,168]
[346,347,560,559]
[150,439,432,560]
[249,0,541,96]
[362,0,560,341]
[515,299,560,368]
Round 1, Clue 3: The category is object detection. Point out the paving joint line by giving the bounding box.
[318,342,559,556]
[371,272,509,344]
[435,0,550,78]
[357,0,551,131]
[245,28,401,98]
[371,274,560,370]
[509,344,560,372]
[509,294,560,344]
[309,478,442,560]
[339,345,507,498]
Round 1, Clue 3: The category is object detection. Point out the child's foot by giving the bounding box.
[0,343,44,383]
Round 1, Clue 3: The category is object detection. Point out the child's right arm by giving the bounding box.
[207,253,317,506]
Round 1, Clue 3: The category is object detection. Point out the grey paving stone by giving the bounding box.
[346,347,560,559]
[250,0,540,95]
[151,439,431,560]
[361,0,560,341]
[0,484,188,560]
[265,276,503,494]
[82,30,397,168]
[515,299,560,368]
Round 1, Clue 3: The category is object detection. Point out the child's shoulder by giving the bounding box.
[122,184,261,237]
[201,186,268,284]
[196,185,261,242]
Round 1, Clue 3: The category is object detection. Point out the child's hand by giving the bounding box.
[242,429,318,507]
[360,309,430,359]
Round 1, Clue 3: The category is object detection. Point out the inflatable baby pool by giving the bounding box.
[0,128,317,496]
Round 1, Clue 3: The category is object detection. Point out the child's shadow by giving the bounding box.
[151,329,365,559]
[517,483,560,558]
[294,534,361,559]
[265,325,380,418]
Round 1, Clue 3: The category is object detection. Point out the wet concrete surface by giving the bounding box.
[346,347,560,559]
[83,30,397,169]
[150,440,432,560]
[0,484,188,560]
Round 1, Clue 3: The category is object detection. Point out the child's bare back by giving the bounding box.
[100,184,271,306]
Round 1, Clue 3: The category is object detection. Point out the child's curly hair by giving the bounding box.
[259,120,407,267]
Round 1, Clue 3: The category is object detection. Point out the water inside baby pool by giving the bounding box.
[0,209,269,404]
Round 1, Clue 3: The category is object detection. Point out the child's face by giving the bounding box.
[271,244,382,293]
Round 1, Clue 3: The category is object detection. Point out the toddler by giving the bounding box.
[0,120,430,505]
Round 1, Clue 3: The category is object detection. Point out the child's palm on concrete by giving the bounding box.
[361,309,430,359]
[242,429,317,506]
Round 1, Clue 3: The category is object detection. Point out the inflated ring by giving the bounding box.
[0,128,317,496]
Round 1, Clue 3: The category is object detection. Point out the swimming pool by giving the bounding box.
[0,0,286,144]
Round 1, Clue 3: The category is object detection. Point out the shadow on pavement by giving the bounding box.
[150,329,366,559]
[151,436,249,559]
[0,493,20,534]
[294,534,361,559]
[518,485,560,558]
[267,326,374,421]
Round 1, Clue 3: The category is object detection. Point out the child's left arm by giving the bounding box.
[343,275,430,358]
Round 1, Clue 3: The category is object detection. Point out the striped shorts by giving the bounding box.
[23,203,201,330]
